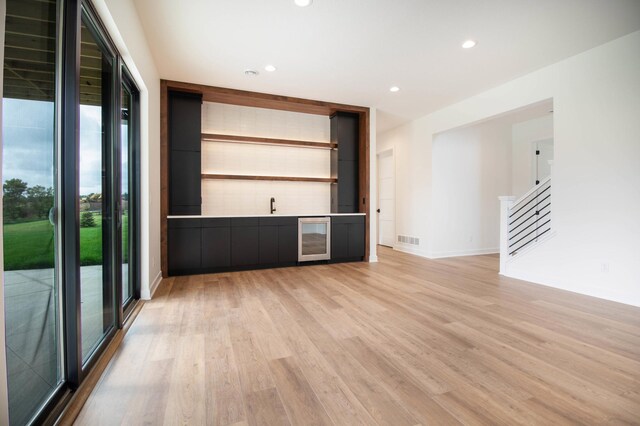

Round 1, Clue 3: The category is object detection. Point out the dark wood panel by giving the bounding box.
[331,215,365,224]
[162,80,369,116]
[202,174,336,183]
[331,223,349,259]
[259,217,297,226]
[202,133,336,149]
[359,110,370,260]
[278,225,298,263]
[259,226,279,265]
[169,92,202,152]
[348,222,366,258]
[337,160,358,211]
[170,151,201,211]
[231,217,260,227]
[202,227,231,269]
[168,228,201,274]
[231,226,260,266]
[168,218,201,229]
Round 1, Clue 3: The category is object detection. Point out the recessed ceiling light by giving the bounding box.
[244,69,259,76]
[265,65,277,72]
[390,86,400,93]
[294,0,312,7]
[462,40,477,49]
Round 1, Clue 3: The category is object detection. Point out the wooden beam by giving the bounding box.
[163,79,369,116]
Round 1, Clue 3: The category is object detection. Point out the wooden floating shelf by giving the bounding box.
[202,174,336,183]
[201,133,337,149]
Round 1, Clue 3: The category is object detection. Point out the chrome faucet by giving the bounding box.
[270,197,276,214]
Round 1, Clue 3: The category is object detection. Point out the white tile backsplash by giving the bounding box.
[202,180,331,216]
[201,142,330,178]
[202,102,330,142]
[201,102,332,215]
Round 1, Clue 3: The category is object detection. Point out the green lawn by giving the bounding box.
[3,215,129,271]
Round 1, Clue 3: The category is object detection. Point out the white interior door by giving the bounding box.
[377,150,395,247]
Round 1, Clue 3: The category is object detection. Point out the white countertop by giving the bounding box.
[168,213,366,219]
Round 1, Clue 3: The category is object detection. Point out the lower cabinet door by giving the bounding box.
[348,222,365,258]
[259,226,279,264]
[331,223,349,259]
[278,225,298,263]
[168,227,201,274]
[231,226,260,266]
[201,227,231,269]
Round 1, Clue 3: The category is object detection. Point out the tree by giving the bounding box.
[26,185,54,220]
[80,211,96,228]
[3,178,28,220]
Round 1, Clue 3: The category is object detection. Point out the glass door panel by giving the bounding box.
[120,85,132,306]
[79,18,114,363]
[2,0,62,424]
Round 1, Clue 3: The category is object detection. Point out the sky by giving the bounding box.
[2,98,128,196]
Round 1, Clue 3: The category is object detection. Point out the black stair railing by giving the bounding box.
[507,177,551,255]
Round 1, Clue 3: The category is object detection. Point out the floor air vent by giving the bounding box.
[398,235,420,245]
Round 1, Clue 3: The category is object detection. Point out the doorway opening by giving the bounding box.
[377,149,395,247]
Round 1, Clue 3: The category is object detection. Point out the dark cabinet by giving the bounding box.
[170,150,201,211]
[169,91,202,152]
[201,218,231,269]
[347,220,365,258]
[231,218,260,266]
[331,215,365,261]
[168,219,202,275]
[330,112,360,213]
[168,91,202,215]
[259,226,279,264]
[168,215,362,276]
[259,217,298,265]
[278,225,298,263]
[331,223,349,259]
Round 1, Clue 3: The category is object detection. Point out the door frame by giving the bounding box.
[376,148,395,248]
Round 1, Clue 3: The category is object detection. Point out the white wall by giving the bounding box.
[201,102,331,216]
[431,119,512,257]
[94,0,162,298]
[0,1,10,423]
[377,119,432,257]
[378,31,640,307]
[512,115,554,197]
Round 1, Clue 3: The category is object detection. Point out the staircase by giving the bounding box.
[499,175,552,274]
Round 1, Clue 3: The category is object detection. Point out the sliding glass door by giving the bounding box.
[78,15,116,364]
[120,77,136,310]
[2,0,63,424]
[2,0,141,423]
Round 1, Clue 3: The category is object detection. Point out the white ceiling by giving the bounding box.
[132,0,640,132]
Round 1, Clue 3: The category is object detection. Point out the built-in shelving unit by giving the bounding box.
[201,174,336,183]
[202,133,337,149]
[161,79,371,277]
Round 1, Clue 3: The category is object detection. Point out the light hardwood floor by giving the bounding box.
[74,246,640,425]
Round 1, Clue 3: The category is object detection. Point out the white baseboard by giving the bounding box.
[428,247,499,259]
[393,245,431,259]
[394,245,498,260]
[142,270,162,301]
[368,255,379,263]
[501,268,640,308]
